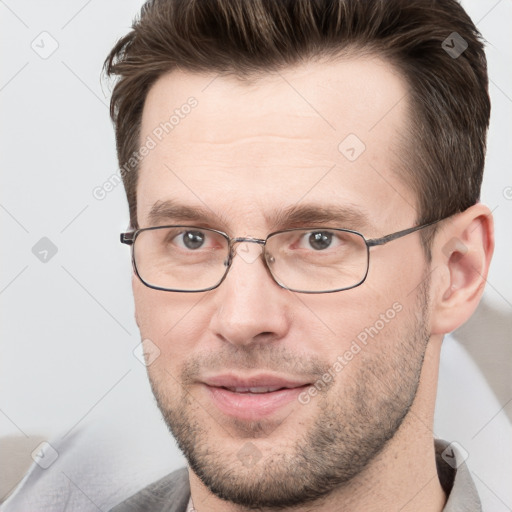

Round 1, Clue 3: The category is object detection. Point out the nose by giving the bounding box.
[208,241,291,347]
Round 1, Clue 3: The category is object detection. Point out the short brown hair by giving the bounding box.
[104,0,490,236]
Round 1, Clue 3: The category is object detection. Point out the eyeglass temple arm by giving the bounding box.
[120,232,135,245]
[366,219,441,247]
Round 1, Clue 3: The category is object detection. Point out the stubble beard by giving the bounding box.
[148,283,430,510]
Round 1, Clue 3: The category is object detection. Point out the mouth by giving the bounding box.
[201,374,312,420]
[220,385,296,393]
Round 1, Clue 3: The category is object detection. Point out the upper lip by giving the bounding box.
[202,374,311,391]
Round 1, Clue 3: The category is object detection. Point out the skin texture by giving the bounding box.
[132,56,494,511]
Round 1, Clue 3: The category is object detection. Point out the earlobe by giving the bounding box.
[430,204,494,335]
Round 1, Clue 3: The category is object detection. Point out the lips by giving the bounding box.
[203,374,310,389]
[223,386,287,393]
[201,374,311,420]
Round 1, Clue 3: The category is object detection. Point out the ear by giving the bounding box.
[430,203,494,335]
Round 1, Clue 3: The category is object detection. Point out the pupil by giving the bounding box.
[183,231,205,249]
[309,232,332,250]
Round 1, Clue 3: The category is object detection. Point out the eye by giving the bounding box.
[176,230,206,250]
[307,231,333,250]
[298,231,341,251]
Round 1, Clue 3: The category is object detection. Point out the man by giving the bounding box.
[105,0,494,510]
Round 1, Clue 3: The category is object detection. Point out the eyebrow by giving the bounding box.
[147,200,228,227]
[267,203,372,232]
[146,199,372,233]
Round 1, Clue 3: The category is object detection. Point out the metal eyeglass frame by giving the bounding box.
[120,219,442,294]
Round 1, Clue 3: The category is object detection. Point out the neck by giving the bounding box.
[189,337,446,512]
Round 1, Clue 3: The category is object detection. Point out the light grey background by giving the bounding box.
[0,0,511,507]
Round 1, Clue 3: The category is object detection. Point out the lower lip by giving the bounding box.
[204,384,309,420]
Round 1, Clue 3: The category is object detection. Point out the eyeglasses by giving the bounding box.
[120,220,440,294]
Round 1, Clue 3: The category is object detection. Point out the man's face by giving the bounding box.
[133,56,431,507]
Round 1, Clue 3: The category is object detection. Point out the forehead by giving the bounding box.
[137,56,415,232]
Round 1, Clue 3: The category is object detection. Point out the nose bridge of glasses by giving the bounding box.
[230,237,266,265]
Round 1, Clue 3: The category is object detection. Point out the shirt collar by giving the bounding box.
[435,439,482,511]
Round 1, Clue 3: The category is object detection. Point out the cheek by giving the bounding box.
[294,261,420,358]
[132,277,210,363]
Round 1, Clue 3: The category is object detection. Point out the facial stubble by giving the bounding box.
[147,283,430,509]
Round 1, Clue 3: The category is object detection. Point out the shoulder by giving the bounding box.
[110,467,190,512]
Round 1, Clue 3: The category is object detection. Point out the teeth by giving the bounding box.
[228,386,284,393]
